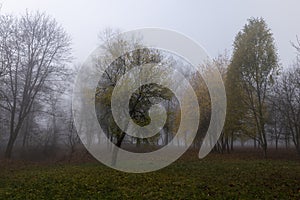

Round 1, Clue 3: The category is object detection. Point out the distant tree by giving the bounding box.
[212,51,232,153]
[267,95,285,150]
[63,105,81,162]
[291,36,300,55]
[183,71,211,148]
[0,11,71,158]
[228,18,279,157]
[273,63,300,155]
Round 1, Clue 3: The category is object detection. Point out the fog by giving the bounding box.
[1,0,300,66]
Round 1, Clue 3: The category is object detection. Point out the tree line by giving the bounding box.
[0,11,299,161]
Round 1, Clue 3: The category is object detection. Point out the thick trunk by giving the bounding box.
[262,145,267,159]
[261,133,268,159]
[5,134,17,159]
[5,113,21,159]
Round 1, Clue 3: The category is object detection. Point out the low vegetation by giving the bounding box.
[0,150,299,200]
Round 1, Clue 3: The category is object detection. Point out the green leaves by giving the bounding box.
[226,18,279,156]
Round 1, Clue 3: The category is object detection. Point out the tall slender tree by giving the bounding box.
[228,18,279,157]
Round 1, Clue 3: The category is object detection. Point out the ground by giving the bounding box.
[0,149,299,199]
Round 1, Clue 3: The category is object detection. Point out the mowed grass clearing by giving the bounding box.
[0,150,299,199]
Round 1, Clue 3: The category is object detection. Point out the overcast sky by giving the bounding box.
[1,0,300,67]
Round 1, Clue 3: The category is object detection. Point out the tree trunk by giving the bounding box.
[136,138,141,148]
[5,112,22,159]
[261,128,268,159]
[262,145,267,159]
[230,131,234,151]
[111,132,126,166]
[296,145,300,157]
[5,134,17,159]
[225,135,230,153]
[22,118,30,148]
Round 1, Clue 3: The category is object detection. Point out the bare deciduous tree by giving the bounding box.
[0,11,71,158]
[273,65,300,155]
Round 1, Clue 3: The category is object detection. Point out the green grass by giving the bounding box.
[0,154,300,199]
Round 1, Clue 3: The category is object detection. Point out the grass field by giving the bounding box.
[0,149,300,199]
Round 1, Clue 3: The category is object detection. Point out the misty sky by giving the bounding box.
[1,0,300,67]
